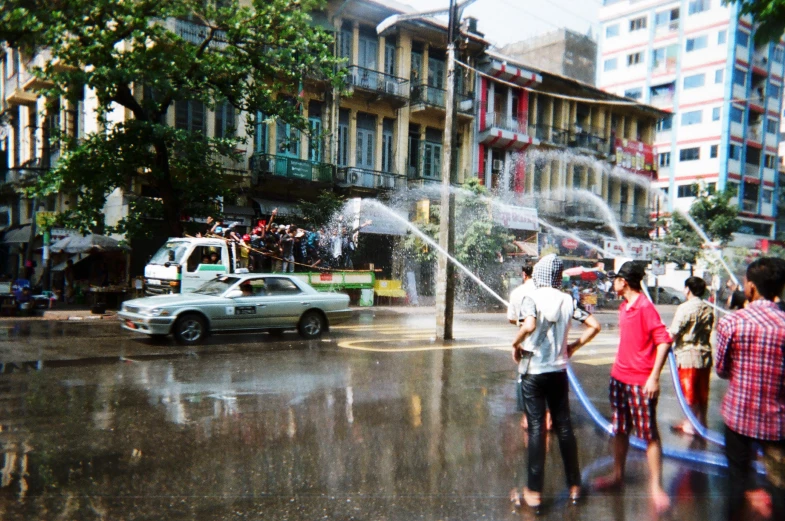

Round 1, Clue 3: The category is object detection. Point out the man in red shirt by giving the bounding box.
[716,257,785,520]
[595,262,673,512]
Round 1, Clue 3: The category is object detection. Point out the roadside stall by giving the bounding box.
[49,234,131,311]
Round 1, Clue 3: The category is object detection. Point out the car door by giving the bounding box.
[225,278,275,329]
[263,277,309,328]
[181,244,228,293]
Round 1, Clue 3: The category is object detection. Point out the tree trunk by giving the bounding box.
[152,139,183,237]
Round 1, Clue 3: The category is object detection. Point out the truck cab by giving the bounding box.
[145,238,232,295]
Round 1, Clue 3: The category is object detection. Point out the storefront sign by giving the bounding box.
[602,239,652,260]
[493,205,538,231]
[613,138,655,175]
[539,233,603,259]
[561,238,579,250]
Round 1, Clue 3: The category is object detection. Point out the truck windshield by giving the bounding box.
[193,276,240,296]
[149,242,189,265]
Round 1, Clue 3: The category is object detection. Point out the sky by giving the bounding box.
[403,0,601,48]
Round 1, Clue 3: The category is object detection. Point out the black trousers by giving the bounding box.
[521,370,581,492]
[724,425,785,520]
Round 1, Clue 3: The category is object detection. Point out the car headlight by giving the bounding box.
[143,308,171,317]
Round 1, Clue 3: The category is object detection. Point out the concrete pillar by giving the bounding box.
[506,87,513,121]
[348,109,357,167]
[419,125,426,178]
[374,116,384,171]
[378,35,386,73]
[485,147,493,187]
[421,44,429,88]
[351,22,359,67]
[488,81,495,121]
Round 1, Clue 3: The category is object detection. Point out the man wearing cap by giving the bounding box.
[510,254,601,510]
[596,261,673,512]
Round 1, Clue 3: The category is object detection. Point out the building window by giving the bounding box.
[337,110,350,167]
[683,73,705,89]
[658,152,671,167]
[710,144,718,158]
[681,110,703,126]
[774,47,785,63]
[655,8,679,26]
[656,115,673,132]
[688,0,710,15]
[624,87,642,100]
[604,58,618,71]
[718,30,727,45]
[214,101,235,139]
[766,119,778,134]
[627,52,643,66]
[730,106,744,123]
[763,188,774,204]
[175,100,206,134]
[686,35,708,52]
[712,107,721,121]
[765,154,778,169]
[733,68,746,86]
[629,16,647,31]
[767,82,780,99]
[677,184,698,198]
[679,147,700,161]
[606,24,619,38]
[737,31,750,47]
[729,144,741,160]
[714,69,724,83]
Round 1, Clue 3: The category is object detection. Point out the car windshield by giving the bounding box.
[149,242,190,265]
[193,276,240,296]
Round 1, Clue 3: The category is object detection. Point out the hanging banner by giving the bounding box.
[603,238,652,260]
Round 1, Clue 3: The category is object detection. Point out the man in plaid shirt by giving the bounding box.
[716,257,785,520]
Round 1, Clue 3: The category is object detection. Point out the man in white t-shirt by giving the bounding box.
[508,264,535,325]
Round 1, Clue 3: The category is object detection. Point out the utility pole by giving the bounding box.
[435,0,458,340]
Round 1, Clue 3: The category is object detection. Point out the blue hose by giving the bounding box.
[666,352,726,446]
[566,365,765,473]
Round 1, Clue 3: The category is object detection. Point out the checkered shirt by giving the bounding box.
[532,254,563,289]
[715,299,785,441]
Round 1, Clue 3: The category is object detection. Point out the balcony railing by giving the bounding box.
[742,199,758,212]
[172,19,228,49]
[482,112,533,134]
[411,84,474,114]
[744,163,760,176]
[249,153,333,183]
[335,167,405,190]
[615,204,652,227]
[565,202,604,221]
[346,66,409,100]
[533,124,607,153]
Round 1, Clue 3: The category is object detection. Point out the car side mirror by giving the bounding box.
[225,289,243,298]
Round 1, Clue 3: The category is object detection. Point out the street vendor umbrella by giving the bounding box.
[580,270,599,281]
[49,234,130,254]
[563,266,592,277]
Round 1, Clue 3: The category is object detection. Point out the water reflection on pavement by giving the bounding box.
[0,314,732,520]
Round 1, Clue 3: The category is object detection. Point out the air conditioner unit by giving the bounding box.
[348,169,361,185]
[379,175,395,189]
[384,80,398,95]
[492,159,505,171]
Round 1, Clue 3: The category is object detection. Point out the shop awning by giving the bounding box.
[252,199,299,217]
[51,254,89,272]
[1,225,34,244]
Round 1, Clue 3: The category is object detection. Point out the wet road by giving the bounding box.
[0,310,744,520]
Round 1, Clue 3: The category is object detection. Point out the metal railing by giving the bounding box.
[482,112,534,134]
[411,84,474,114]
[744,163,760,176]
[249,153,334,183]
[346,66,410,99]
[615,204,652,227]
[742,200,758,212]
[533,124,607,152]
[173,19,228,49]
[335,167,405,190]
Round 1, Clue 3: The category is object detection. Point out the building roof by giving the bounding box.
[485,48,668,119]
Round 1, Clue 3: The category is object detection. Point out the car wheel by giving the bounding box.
[298,310,325,339]
[173,313,207,345]
[268,328,286,337]
[671,297,681,305]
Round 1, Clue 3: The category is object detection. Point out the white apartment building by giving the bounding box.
[598,0,784,243]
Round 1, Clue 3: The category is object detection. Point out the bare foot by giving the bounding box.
[522,487,541,508]
[510,488,521,508]
[651,487,670,513]
[545,411,553,431]
[745,488,773,518]
[569,485,582,503]
[593,474,623,491]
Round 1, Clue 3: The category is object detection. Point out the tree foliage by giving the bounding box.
[655,188,740,268]
[296,191,345,230]
[1,0,342,237]
[726,1,785,44]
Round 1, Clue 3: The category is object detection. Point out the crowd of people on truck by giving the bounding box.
[195,209,371,272]
[506,255,785,519]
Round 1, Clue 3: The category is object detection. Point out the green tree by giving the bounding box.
[656,188,739,268]
[296,191,345,229]
[1,0,341,237]
[726,1,785,44]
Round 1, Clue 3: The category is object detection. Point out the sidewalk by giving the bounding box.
[0,305,116,322]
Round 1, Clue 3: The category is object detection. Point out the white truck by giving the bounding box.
[144,237,375,295]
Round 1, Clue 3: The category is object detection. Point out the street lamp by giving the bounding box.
[377,0,478,340]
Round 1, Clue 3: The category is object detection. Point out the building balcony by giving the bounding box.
[565,202,605,223]
[249,153,333,184]
[615,204,652,227]
[1,166,47,187]
[529,197,566,218]
[410,84,474,118]
[335,167,405,191]
[569,128,609,155]
[751,52,769,74]
[4,70,37,106]
[742,199,758,213]
[745,162,760,176]
[479,112,538,151]
[171,18,228,49]
[345,66,409,107]
[748,125,763,143]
